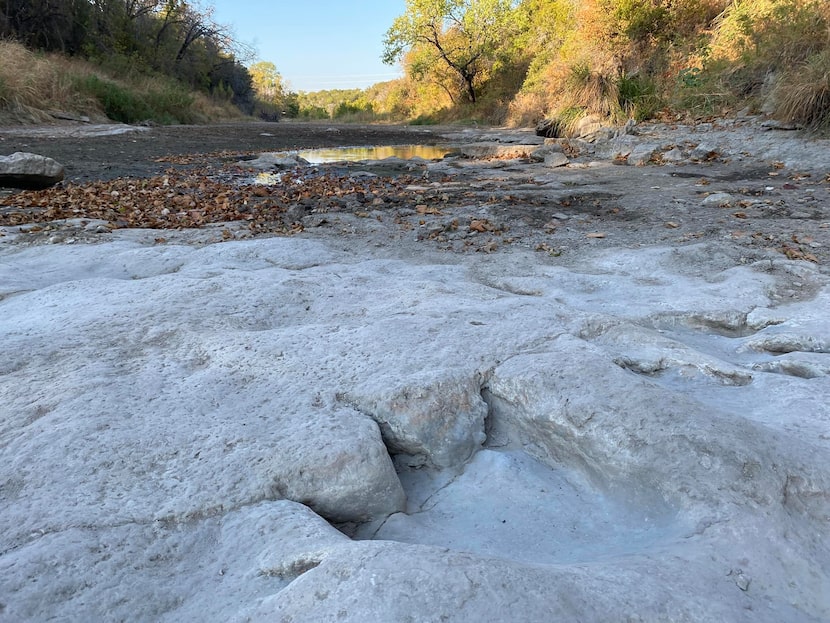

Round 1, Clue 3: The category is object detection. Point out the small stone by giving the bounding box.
[544,153,570,168]
[628,144,659,166]
[701,192,734,207]
[730,569,751,592]
[691,143,721,161]
[661,148,685,163]
[529,144,563,162]
[241,153,309,171]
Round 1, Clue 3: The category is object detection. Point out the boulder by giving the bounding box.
[544,152,570,168]
[628,143,659,165]
[690,142,721,161]
[573,114,605,137]
[529,144,563,162]
[241,153,309,171]
[342,371,488,468]
[0,151,65,189]
[661,147,685,163]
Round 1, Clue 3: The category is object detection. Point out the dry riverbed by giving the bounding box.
[1,119,828,268]
[0,119,829,622]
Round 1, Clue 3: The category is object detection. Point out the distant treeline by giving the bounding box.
[0,0,254,113]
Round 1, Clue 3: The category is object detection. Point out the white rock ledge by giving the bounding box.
[0,235,828,622]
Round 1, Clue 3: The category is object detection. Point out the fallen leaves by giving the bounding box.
[470,219,496,233]
[416,204,443,215]
[0,169,419,235]
[535,242,561,256]
[780,244,818,263]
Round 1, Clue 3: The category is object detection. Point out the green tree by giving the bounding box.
[382,0,519,104]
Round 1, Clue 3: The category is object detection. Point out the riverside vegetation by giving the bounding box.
[0,0,829,130]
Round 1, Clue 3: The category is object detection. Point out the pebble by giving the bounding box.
[701,192,734,207]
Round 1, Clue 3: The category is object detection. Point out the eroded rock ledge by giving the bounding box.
[0,233,828,621]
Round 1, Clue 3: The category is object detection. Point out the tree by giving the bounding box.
[382,0,519,104]
[249,61,286,105]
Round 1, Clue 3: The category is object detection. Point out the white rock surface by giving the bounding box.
[0,151,65,188]
[240,152,309,170]
[0,232,828,622]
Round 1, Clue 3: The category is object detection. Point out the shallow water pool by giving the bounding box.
[295,144,454,164]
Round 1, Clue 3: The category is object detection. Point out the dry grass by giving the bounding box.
[772,50,830,131]
[565,63,621,117]
[0,39,241,125]
[0,40,96,122]
[505,91,548,126]
[711,0,829,67]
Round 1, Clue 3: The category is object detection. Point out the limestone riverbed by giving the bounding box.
[0,119,829,621]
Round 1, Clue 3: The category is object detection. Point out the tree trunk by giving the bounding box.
[463,75,477,103]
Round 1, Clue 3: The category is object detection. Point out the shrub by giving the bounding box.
[613,0,670,42]
[75,74,196,124]
[772,50,830,131]
[711,0,829,68]
[565,63,621,117]
[77,75,151,122]
[617,73,662,120]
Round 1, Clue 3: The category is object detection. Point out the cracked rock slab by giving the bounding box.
[341,371,488,468]
[0,233,828,622]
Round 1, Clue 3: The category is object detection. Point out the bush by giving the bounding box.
[711,0,829,68]
[617,73,662,120]
[613,0,670,42]
[76,74,195,124]
[565,63,620,117]
[77,75,150,122]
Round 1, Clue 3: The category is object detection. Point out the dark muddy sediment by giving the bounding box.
[0,121,449,183]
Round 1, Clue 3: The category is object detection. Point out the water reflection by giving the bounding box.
[296,144,452,164]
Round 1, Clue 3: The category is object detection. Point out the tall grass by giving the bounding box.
[0,39,240,125]
[0,40,94,122]
[508,0,829,129]
[772,50,830,131]
[704,0,830,124]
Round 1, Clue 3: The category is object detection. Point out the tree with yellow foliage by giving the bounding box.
[382,0,520,104]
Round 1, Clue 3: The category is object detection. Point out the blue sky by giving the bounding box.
[210,1,407,92]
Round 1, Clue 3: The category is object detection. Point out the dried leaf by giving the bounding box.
[470,219,494,233]
[416,204,442,215]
